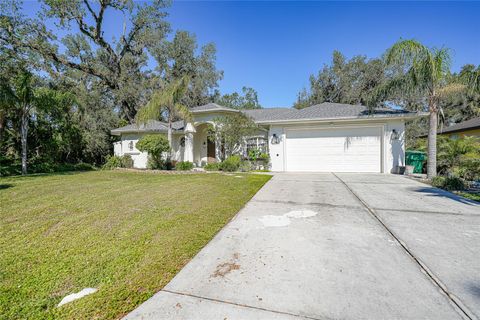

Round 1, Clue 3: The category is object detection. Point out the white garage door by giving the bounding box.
[285,126,382,172]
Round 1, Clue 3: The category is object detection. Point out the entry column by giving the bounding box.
[184,122,195,163]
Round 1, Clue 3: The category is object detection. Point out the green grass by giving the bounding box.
[455,191,480,203]
[0,171,271,319]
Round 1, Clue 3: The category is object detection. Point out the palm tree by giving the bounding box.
[461,65,480,94]
[382,40,464,178]
[0,70,35,175]
[136,76,191,152]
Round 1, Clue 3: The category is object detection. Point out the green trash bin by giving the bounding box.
[405,150,427,174]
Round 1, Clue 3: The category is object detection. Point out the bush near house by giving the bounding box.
[431,176,466,191]
[219,155,242,172]
[136,135,170,170]
[412,136,480,183]
[102,155,133,170]
[175,161,194,171]
[204,163,220,171]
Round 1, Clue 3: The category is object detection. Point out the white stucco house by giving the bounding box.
[111,102,426,173]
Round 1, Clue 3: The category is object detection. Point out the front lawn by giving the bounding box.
[0,171,270,319]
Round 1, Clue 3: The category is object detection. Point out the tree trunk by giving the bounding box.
[21,108,29,175]
[167,117,173,161]
[122,100,136,123]
[427,103,437,179]
[167,121,173,149]
[0,110,5,144]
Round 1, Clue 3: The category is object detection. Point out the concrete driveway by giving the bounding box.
[125,173,480,320]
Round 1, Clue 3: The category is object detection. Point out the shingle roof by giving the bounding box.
[243,108,297,122]
[440,117,480,134]
[111,102,424,135]
[243,102,417,123]
[110,120,184,136]
[191,103,239,113]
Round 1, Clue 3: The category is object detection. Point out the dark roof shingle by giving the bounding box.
[440,117,480,134]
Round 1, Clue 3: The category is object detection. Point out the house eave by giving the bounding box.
[254,112,428,125]
[110,129,184,136]
[191,108,240,114]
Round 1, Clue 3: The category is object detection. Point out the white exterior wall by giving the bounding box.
[268,126,285,171]
[384,120,405,173]
[268,119,405,174]
[193,124,209,166]
[121,133,149,169]
[116,133,184,169]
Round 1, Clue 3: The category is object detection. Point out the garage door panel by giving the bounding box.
[285,127,381,173]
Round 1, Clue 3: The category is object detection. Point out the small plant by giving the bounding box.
[443,177,466,191]
[103,155,134,170]
[220,155,241,172]
[238,161,252,172]
[248,148,262,161]
[432,176,465,191]
[204,163,220,171]
[103,155,123,170]
[121,155,134,168]
[259,153,270,162]
[176,161,194,171]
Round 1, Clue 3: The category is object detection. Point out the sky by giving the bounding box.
[22,1,480,107]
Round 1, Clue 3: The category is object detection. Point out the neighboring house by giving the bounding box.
[438,117,480,140]
[111,102,425,173]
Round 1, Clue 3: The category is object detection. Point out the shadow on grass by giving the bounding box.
[0,184,13,190]
[2,170,93,180]
[414,187,480,206]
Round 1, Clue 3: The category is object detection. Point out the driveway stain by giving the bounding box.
[211,253,240,278]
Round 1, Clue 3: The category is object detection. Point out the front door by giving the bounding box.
[207,139,216,163]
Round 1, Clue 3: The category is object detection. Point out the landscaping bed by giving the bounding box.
[0,171,271,319]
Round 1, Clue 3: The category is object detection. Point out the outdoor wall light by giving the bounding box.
[391,129,400,140]
[271,133,280,144]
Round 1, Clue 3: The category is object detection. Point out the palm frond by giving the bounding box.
[136,75,192,127]
[436,83,466,99]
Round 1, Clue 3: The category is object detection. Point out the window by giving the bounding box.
[180,137,186,147]
[246,136,267,155]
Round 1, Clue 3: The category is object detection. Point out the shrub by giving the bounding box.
[73,162,96,171]
[220,155,241,172]
[238,161,252,172]
[121,155,134,168]
[103,155,123,170]
[443,177,466,191]
[431,176,446,189]
[432,176,465,191]
[176,161,194,171]
[136,135,170,169]
[204,163,220,171]
[248,148,262,161]
[259,153,270,162]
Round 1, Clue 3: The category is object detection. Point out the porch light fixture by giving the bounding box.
[391,129,400,140]
[271,133,280,144]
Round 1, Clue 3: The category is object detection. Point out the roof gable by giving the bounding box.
[190,103,239,113]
